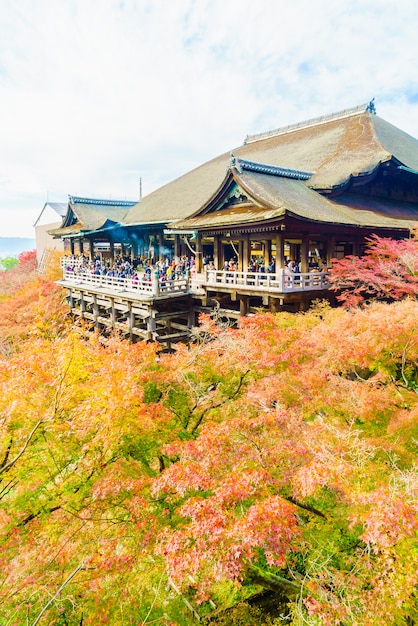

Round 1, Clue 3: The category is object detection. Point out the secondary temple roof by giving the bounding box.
[49,196,136,237]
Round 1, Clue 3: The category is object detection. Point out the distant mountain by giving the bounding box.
[0,237,36,259]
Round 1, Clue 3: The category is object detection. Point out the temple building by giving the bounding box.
[52,102,418,342]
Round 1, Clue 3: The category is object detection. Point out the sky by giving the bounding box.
[1,0,418,238]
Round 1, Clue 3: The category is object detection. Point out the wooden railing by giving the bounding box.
[203,268,330,292]
[60,266,330,297]
[61,268,190,297]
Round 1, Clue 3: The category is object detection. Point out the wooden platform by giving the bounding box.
[58,267,333,346]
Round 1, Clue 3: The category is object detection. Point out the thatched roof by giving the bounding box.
[123,104,418,228]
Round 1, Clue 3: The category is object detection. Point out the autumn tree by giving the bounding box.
[0,269,417,625]
[329,230,418,306]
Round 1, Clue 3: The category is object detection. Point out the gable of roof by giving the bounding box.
[33,202,68,227]
[173,155,418,233]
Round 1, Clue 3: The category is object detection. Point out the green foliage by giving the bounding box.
[204,601,284,625]
[143,380,163,403]
[0,255,18,270]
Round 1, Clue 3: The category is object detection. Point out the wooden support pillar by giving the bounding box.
[110,298,116,327]
[264,239,272,269]
[174,234,180,263]
[70,239,75,255]
[195,232,203,272]
[327,236,335,266]
[242,236,250,272]
[146,312,157,341]
[269,297,279,313]
[275,231,286,269]
[93,294,99,329]
[289,242,297,263]
[237,240,244,271]
[239,295,250,316]
[352,238,360,257]
[89,239,94,259]
[128,303,134,341]
[213,235,222,269]
[79,239,84,255]
[301,234,310,273]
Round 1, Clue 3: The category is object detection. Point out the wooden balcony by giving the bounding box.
[60,267,330,299]
[201,268,330,295]
[58,267,332,346]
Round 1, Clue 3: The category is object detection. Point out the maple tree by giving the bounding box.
[0,257,18,271]
[0,261,417,624]
[329,230,418,306]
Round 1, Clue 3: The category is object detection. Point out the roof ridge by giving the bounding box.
[244,102,374,145]
[69,195,136,207]
[230,155,313,180]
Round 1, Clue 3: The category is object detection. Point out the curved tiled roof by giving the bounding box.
[123,105,418,227]
[174,168,418,231]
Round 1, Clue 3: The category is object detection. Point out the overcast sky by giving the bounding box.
[1,0,418,237]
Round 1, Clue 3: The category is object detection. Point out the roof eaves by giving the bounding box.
[311,158,392,194]
[398,165,418,176]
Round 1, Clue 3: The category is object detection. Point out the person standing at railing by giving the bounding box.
[207,260,216,283]
[287,259,296,272]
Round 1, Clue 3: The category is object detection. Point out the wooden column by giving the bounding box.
[195,232,203,272]
[237,240,244,271]
[275,232,286,269]
[213,235,222,269]
[174,234,180,263]
[70,239,75,255]
[264,239,272,269]
[327,236,336,266]
[352,238,360,257]
[128,303,134,341]
[89,239,94,259]
[300,234,310,273]
[239,295,250,316]
[110,241,115,263]
[242,236,250,272]
[93,294,99,329]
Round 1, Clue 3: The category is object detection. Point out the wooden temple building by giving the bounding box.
[52,102,418,345]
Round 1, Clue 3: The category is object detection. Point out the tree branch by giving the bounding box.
[0,437,13,471]
[283,495,327,519]
[30,561,85,626]
[0,420,45,476]
[190,370,250,435]
[245,564,304,600]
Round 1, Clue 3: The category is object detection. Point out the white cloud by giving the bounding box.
[1,0,418,237]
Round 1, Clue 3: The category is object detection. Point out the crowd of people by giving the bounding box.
[64,253,328,286]
[65,254,198,283]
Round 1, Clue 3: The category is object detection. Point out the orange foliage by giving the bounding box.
[0,272,417,624]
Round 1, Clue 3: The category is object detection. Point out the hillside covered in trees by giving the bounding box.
[0,243,417,625]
